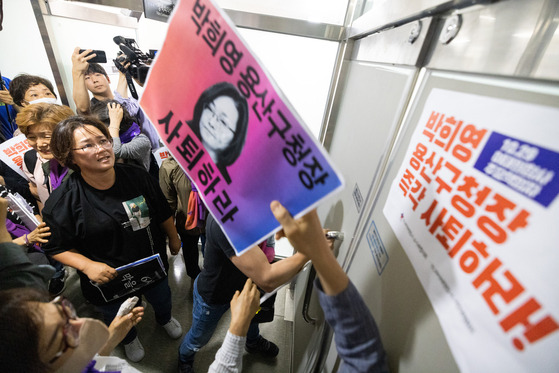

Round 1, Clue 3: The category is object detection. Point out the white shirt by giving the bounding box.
[208,331,246,373]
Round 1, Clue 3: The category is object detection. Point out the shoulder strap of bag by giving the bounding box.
[23,149,38,173]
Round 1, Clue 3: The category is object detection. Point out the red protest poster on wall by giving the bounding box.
[384,88,559,372]
[141,0,344,255]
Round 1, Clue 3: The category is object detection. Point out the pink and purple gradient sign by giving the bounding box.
[141,0,344,254]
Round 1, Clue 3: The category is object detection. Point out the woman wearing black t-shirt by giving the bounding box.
[42,116,183,363]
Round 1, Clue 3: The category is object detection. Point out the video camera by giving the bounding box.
[113,36,156,98]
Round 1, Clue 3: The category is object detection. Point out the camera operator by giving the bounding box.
[70,47,161,154]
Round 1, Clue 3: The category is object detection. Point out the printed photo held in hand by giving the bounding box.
[140,0,344,255]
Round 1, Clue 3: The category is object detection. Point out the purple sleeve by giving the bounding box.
[114,91,161,149]
[113,91,139,116]
[81,359,121,373]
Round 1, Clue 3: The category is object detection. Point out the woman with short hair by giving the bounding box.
[42,115,183,363]
[16,103,74,211]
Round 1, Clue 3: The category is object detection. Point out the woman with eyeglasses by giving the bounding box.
[189,82,249,184]
[40,116,183,363]
[0,287,144,372]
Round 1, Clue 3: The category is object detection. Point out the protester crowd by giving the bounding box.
[0,48,389,373]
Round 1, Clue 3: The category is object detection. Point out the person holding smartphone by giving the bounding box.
[70,47,161,154]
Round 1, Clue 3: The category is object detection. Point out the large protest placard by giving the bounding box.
[383,88,559,372]
[141,0,344,254]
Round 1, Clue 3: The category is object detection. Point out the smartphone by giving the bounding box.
[79,49,107,64]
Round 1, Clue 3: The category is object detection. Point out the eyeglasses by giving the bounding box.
[48,296,80,364]
[72,138,112,153]
[203,102,236,135]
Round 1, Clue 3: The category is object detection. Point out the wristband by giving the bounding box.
[24,234,30,246]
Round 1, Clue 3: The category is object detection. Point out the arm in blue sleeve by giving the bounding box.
[316,279,390,373]
[114,91,139,116]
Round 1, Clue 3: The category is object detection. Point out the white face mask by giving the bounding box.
[28,97,58,105]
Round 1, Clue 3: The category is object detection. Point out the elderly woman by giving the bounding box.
[189,82,249,184]
[41,116,183,363]
[16,103,74,211]
[15,103,74,295]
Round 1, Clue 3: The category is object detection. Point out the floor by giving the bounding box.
[65,246,293,373]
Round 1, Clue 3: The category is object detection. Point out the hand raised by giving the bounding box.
[270,200,328,259]
[0,88,14,105]
[107,102,123,128]
[71,47,96,73]
[109,305,144,342]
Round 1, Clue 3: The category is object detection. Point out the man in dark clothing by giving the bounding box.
[178,213,309,373]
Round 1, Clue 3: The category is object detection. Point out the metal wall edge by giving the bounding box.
[44,0,140,28]
[351,17,437,67]
[30,0,70,106]
[348,0,495,40]
[226,10,345,41]
[425,0,559,82]
[68,0,144,12]
[319,0,363,148]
